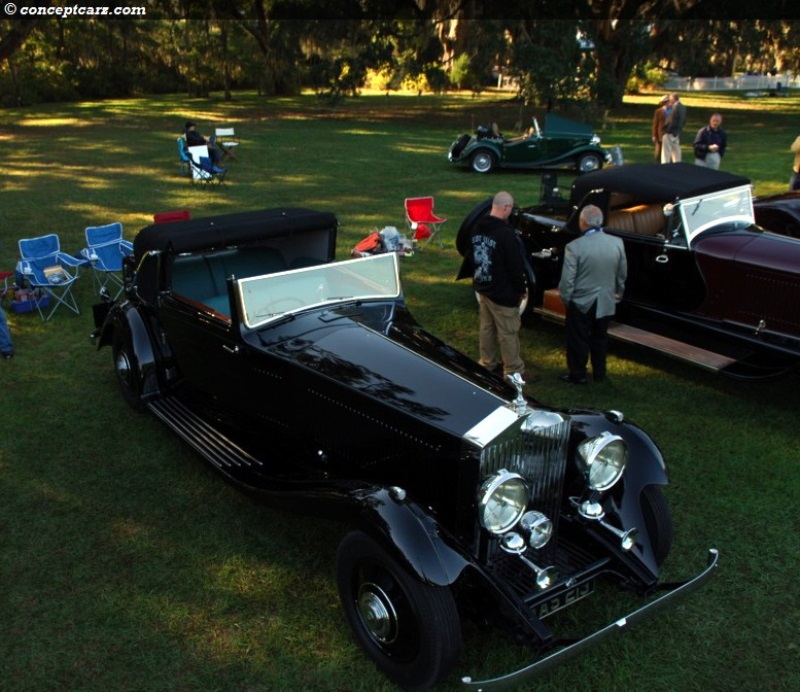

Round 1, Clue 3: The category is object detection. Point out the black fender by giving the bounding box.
[101,302,162,402]
[351,486,470,587]
[456,198,492,257]
[570,412,669,578]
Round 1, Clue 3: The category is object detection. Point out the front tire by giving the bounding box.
[641,485,673,566]
[336,530,462,690]
[471,149,496,174]
[576,153,602,174]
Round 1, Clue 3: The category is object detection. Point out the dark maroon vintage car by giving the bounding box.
[459,163,800,379]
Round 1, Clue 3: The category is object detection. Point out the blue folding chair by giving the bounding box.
[188,145,228,186]
[16,234,85,321]
[81,222,133,298]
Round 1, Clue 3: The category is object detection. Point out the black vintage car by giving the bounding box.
[92,208,716,690]
[459,164,800,379]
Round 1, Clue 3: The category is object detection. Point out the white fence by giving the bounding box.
[664,73,798,92]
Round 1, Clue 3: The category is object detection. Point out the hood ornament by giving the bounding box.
[507,372,527,415]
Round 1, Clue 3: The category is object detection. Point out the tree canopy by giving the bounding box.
[1,1,797,108]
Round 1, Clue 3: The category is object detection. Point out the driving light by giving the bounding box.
[520,511,553,549]
[577,432,628,491]
[478,470,529,535]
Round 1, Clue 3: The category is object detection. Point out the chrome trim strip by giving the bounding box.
[460,548,720,690]
[463,406,522,449]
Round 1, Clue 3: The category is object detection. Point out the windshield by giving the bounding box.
[679,185,754,244]
[236,252,401,328]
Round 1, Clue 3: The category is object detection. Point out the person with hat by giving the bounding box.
[184,121,223,166]
[651,95,669,162]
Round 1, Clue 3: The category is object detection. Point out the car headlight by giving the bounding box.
[478,470,529,535]
[520,511,553,549]
[577,432,628,491]
[591,134,601,144]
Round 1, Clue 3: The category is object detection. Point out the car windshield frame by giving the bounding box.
[236,252,401,329]
[678,184,755,245]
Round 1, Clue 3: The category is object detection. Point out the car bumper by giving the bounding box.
[460,548,719,690]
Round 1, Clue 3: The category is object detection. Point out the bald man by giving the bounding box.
[458,191,530,379]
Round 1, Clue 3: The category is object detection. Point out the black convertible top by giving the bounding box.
[134,207,338,260]
[570,163,751,204]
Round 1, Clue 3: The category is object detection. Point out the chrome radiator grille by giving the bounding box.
[480,412,571,562]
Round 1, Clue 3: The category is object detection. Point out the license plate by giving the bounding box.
[535,580,595,619]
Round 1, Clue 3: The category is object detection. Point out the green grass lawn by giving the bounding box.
[1,89,799,691]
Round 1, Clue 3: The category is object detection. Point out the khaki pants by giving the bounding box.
[478,294,524,375]
[661,133,682,163]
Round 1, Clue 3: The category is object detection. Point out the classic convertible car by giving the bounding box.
[458,163,800,379]
[448,114,612,174]
[92,208,716,690]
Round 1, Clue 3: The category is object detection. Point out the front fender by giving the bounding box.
[352,486,470,587]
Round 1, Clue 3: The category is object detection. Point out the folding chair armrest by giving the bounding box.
[57,251,86,268]
[120,240,134,255]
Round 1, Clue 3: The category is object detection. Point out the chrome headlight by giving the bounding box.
[478,470,529,535]
[520,511,553,549]
[591,134,601,145]
[577,432,628,491]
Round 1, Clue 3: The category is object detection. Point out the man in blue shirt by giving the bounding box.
[694,113,728,170]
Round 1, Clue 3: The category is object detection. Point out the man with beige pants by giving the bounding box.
[457,191,530,380]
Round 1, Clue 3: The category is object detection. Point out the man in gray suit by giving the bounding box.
[558,205,627,383]
[661,93,687,163]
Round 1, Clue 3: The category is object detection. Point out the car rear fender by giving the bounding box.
[352,486,470,587]
[102,303,162,401]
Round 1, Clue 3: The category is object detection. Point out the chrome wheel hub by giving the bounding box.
[356,582,399,644]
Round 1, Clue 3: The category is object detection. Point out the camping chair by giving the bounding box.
[404,196,447,248]
[81,222,133,299]
[16,233,84,321]
[0,271,13,302]
[214,126,240,161]
[188,145,228,186]
[177,137,191,176]
[153,210,191,224]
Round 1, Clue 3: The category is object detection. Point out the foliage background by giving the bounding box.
[2,4,799,108]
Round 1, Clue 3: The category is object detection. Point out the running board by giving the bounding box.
[148,397,263,472]
[535,304,736,373]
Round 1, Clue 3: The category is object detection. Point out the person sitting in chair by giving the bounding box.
[184,121,223,166]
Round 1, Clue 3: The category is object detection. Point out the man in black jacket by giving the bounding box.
[458,191,529,380]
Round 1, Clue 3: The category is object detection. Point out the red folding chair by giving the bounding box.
[153,210,191,224]
[404,196,447,248]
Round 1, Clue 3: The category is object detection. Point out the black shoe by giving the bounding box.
[2,352,13,360]
[559,373,587,384]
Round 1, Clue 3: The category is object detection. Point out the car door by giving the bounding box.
[503,135,542,166]
[601,229,706,313]
[157,293,249,408]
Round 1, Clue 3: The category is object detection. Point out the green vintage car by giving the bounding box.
[448,114,612,174]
